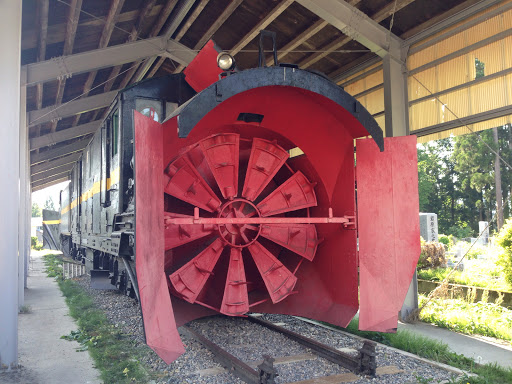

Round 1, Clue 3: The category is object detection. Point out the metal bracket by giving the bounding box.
[258,30,278,67]
[257,355,278,384]
[358,340,377,376]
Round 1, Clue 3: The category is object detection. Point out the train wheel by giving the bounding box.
[163,133,319,316]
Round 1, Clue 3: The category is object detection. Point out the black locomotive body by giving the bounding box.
[59,75,195,296]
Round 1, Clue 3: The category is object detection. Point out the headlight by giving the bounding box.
[217,52,235,71]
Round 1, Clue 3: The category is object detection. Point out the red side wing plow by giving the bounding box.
[134,112,185,363]
[356,136,421,332]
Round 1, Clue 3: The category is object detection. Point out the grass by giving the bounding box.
[19,305,32,314]
[43,254,151,383]
[338,318,512,384]
[418,294,512,343]
[417,267,511,292]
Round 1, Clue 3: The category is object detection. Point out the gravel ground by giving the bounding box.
[75,275,463,383]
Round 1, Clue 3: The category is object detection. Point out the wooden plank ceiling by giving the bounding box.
[23,0,477,191]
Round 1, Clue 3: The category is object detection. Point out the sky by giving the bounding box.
[32,180,70,211]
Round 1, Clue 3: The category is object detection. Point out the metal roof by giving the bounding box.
[24,0,493,190]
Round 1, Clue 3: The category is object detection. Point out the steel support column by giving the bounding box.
[383,54,409,137]
[0,0,22,369]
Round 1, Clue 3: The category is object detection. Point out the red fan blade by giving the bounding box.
[220,248,249,316]
[247,241,297,303]
[169,238,224,303]
[257,171,317,217]
[242,138,289,201]
[199,133,239,200]
[164,212,215,250]
[164,154,221,212]
[260,223,318,261]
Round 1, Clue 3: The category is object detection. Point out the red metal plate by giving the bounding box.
[169,238,224,303]
[242,138,289,201]
[260,223,318,261]
[247,240,298,303]
[257,171,317,217]
[164,212,215,250]
[134,111,184,363]
[164,154,221,212]
[183,40,223,92]
[199,133,239,200]
[220,248,250,316]
[356,136,420,332]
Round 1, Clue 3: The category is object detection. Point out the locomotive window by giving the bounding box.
[136,98,162,123]
[112,109,119,157]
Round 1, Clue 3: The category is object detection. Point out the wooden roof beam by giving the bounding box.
[52,0,83,133]
[150,0,212,77]
[32,175,70,192]
[131,0,197,84]
[28,91,117,127]
[298,0,412,69]
[117,0,179,89]
[35,0,49,111]
[104,0,160,92]
[266,0,361,66]
[73,0,126,127]
[231,0,293,56]
[31,137,91,166]
[31,120,100,151]
[174,0,211,42]
[31,163,74,183]
[31,153,81,176]
[171,0,243,75]
[22,6,167,51]
[295,0,402,61]
[21,37,194,86]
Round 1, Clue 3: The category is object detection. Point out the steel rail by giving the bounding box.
[181,326,278,384]
[247,315,377,376]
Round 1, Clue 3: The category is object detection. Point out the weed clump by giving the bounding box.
[43,254,150,384]
[419,237,446,269]
[497,219,512,287]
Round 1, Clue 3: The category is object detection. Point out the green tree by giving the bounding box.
[452,125,512,234]
[32,202,42,217]
[417,138,470,235]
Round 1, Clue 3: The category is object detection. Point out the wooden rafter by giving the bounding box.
[231,0,293,56]
[23,7,165,51]
[81,0,126,98]
[298,0,414,70]
[146,0,211,78]
[51,0,83,133]
[103,0,158,92]
[71,0,125,128]
[116,0,179,90]
[268,0,361,66]
[171,0,243,75]
[129,0,197,84]
[35,0,49,112]
[174,0,211,42]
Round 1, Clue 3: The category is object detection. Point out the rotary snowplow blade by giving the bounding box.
[134,112,184,363]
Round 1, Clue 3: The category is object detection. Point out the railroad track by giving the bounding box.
[183,314,378,384]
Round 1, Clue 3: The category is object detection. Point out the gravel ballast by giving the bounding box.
[74,275,464,383]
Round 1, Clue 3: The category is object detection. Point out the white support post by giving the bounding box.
[383,51,418,320]
[0,0,22,369]
[25,129,31,288]
[18,84,27,307]
[383,53,410,137]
